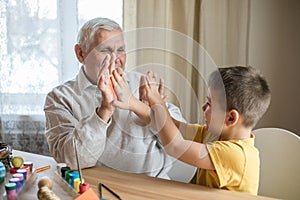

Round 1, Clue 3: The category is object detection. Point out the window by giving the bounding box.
[0,0,123,115]
[78,0,123,28]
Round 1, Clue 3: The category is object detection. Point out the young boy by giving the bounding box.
[104,66,271,195]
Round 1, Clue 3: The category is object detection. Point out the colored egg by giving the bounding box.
[0,162,6,183]
[11,156,24,168]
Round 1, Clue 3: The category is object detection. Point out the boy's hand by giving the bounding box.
[139,71,167,105]
[144,71,169,132]
[145,71,168,106]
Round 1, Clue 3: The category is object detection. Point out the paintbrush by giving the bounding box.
[74,139,90,194]
[74,139,83,184]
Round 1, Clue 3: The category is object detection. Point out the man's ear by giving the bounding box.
[225,109,239,127]
[75,44,84,63]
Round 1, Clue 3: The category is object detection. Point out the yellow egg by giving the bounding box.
[11,156,24,168]
[38,176,53,190]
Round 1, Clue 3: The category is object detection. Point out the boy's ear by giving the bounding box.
[225,109,239,127]
[75,44,84,63]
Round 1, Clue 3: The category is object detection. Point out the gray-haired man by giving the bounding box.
[44,17,184,179]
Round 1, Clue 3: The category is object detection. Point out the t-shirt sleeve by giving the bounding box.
[206,141,245,188]
[185,123,207,142]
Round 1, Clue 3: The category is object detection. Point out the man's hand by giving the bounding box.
[96,54,116,122]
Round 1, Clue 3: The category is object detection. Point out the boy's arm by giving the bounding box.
[128,96,151,124]
[172,118,189,138]
[150,103,214,170]
[145,72,215,170]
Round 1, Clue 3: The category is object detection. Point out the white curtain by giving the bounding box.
[123,0,250,124]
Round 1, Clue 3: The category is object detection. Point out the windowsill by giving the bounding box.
[0,114,49,156]
[0,114,45,122]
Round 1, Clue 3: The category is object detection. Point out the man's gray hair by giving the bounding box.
[77,17,122,52]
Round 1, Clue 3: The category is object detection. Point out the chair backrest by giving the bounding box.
[168,158,197,183]
[253,128,300,200]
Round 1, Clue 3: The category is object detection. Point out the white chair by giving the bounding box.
[253,127,300,200]
[168,158,197,183]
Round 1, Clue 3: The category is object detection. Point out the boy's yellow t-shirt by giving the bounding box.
[186,123,259,195]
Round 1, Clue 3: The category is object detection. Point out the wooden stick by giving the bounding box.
[35,165,51,173]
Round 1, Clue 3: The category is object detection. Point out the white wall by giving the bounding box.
[249,0,300,135]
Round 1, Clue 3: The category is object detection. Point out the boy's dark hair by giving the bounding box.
[208,66,271,128]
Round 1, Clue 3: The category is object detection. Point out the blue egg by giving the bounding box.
[0,162,6,183]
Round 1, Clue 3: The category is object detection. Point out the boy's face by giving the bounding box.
[202,88,226,136]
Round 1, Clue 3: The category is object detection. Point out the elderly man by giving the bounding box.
[44,17,184,179]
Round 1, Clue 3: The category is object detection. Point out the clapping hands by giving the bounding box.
[97,57,168,112]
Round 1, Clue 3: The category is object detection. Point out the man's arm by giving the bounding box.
[44,55,117,169]
[44,90,107,170]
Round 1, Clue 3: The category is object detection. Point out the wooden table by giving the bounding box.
[3,150,276,200]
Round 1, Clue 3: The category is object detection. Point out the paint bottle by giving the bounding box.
[60,166,71,179]
[12,173,24,186]
[79,182,89,194]
[5,182,17,200]
[21,165,31,178]
[74,178,81,192]
[16,169,27,181]
[65,170,72,184]
[23,161,33,172]
[68,171,80,188]
[9,178,22,193]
